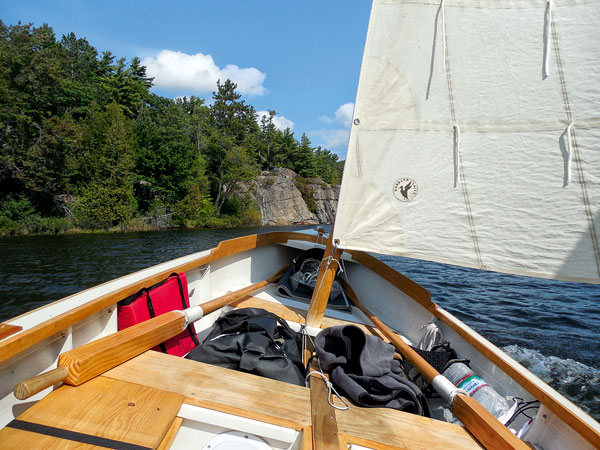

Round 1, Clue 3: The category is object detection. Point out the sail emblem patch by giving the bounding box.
[393,178,418,202]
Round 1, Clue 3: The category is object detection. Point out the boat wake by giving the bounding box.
[502,345,600,421]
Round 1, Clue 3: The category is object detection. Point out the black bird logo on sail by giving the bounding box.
[393,178,418,202]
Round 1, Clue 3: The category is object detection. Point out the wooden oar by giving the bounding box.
[14,265,289,400]
[340,279,530,450]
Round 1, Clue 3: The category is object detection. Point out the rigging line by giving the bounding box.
[440,0,447,74]
[306,370,350,411]
[552,11,600,278]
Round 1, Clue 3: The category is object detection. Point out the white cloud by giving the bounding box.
[142,50,267,96]
[334,103,354,128]
[313,102,354,155]
[311,129,351,151]
[256,111,294,131]
[319,102,354,127]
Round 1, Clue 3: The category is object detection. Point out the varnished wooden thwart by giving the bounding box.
[337,405,483,450]
[0,323,22,340]
[1,377,183,449]
[103,351,485,449]
[104,350,312,431]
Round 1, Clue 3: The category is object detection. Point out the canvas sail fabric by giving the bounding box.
[334,0,600,283]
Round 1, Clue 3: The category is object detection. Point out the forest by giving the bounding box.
[0,21,344,235]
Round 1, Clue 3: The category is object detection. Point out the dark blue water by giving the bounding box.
[0,227,598,420]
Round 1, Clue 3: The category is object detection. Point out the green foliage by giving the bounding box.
[294,134,319,178]
[0,20,344,234]
[0,194,72,235]
[134,95,210,209]
[74,183,137,229]
[171,185,220,228]
[237,197,262,226]
[0,194,36,222]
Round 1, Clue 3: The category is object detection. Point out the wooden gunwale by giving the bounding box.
[349,250,600,447]
[0,232,318,366]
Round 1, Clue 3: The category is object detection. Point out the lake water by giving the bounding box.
[1,227,598,421]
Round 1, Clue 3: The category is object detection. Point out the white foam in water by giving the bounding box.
[502,345,600,420]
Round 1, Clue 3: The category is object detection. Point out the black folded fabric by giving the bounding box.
[314,325,430,416]
[186,308,306,386]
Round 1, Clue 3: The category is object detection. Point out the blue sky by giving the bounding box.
[1,1,373,158]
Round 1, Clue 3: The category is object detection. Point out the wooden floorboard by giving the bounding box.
[0,376,183,449]
[0,427,98,449]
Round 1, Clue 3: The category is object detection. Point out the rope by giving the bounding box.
[453,124,461,188]
[440,0,447,73]
[543,1,552,79]
[306,371,350,411]
[301,325,349,410]
[565,122,574,185]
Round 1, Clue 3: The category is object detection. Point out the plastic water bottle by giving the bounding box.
[443,362,509,421]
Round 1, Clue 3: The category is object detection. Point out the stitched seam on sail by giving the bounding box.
[552,13,600,278]
[355,134,363,178]
[351,121,600,132]
[441,2,483,268]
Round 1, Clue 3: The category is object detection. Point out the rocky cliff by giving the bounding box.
[238,168,339,226]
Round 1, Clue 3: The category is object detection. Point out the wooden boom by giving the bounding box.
[14,265,289,400]
[340,279,530,450]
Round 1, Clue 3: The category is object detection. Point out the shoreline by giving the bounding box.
[0,218,327,238]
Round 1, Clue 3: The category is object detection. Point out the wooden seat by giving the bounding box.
[0,376,183,449]
[104,351,483,449]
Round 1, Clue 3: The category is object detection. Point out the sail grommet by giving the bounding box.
[353,118,360,126]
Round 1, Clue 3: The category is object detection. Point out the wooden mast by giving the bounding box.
[305,224,342,328]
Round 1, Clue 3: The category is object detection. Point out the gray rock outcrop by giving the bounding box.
[237,168,339,225]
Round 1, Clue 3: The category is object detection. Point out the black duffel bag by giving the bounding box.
[186,308,306,386]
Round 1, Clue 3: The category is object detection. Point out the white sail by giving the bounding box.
[333,0,600,283]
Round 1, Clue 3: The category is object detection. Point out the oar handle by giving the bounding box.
[14,366,69,400]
